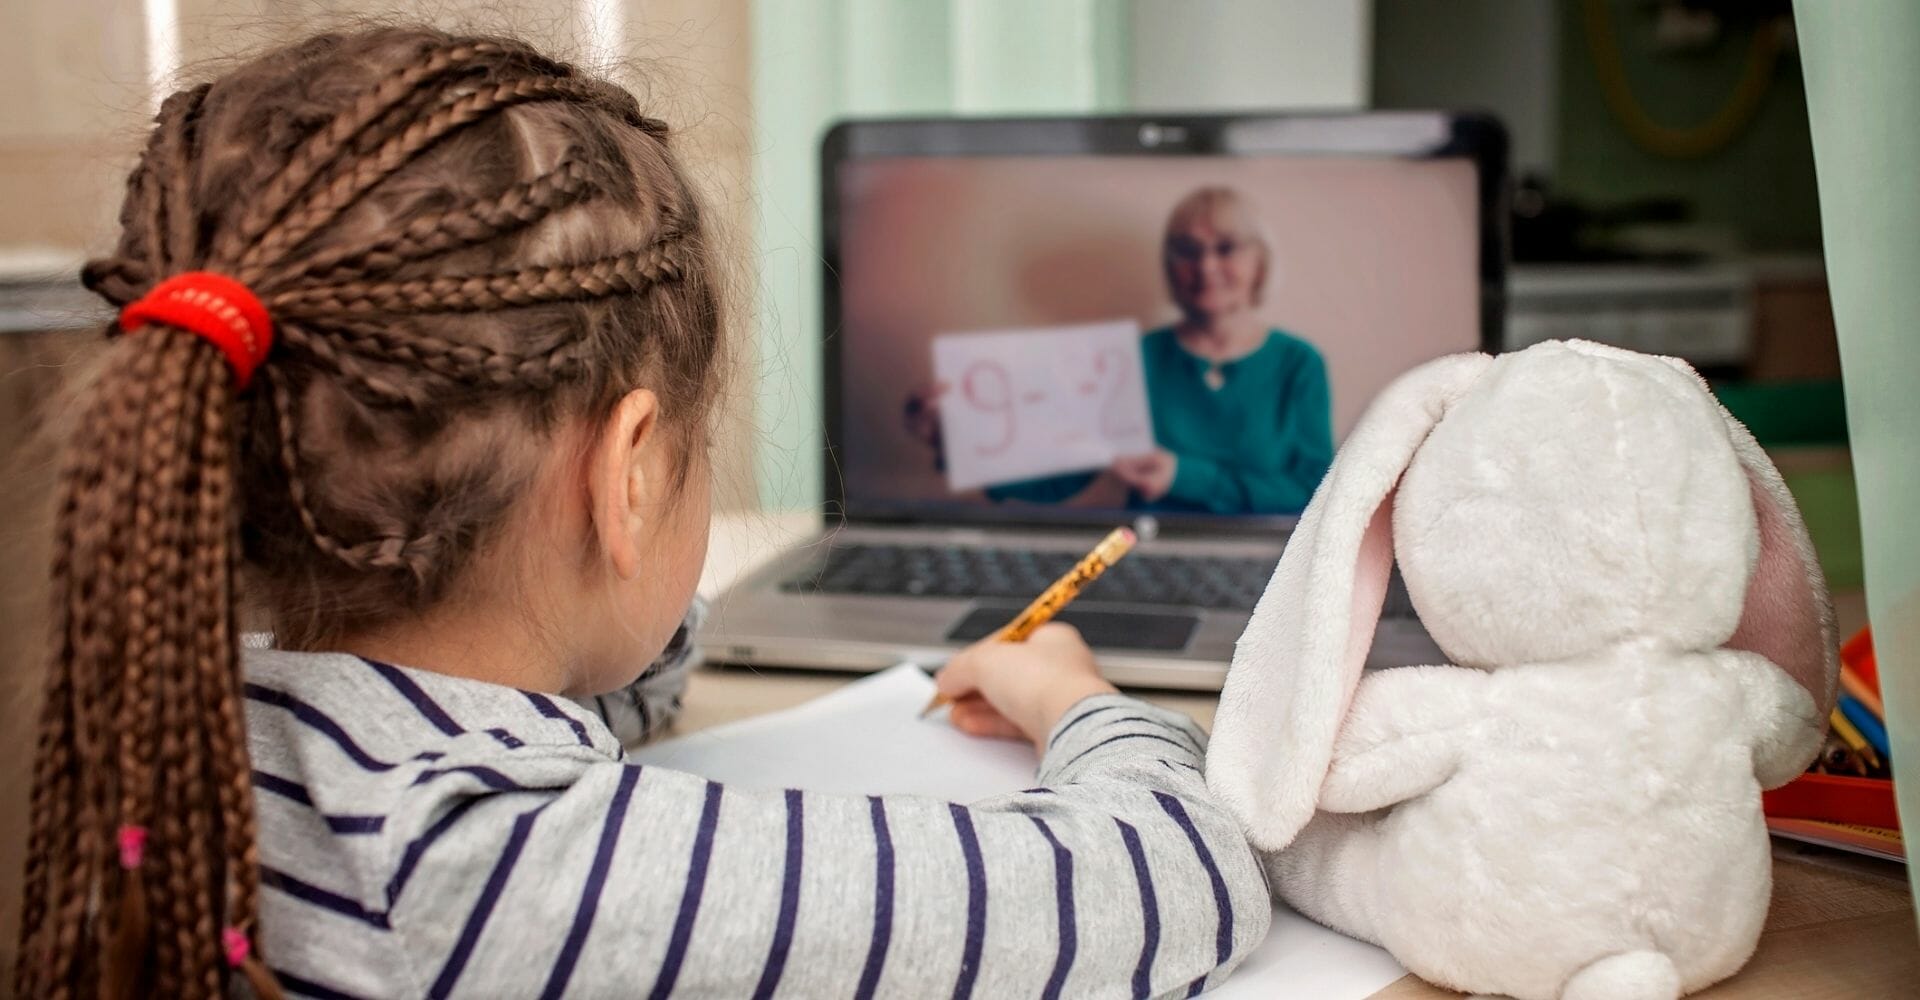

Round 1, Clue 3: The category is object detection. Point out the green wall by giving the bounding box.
[1556,0,1822,252]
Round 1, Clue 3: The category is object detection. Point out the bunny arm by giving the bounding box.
[1318,665,1490,814]
[1717,649,1825,788]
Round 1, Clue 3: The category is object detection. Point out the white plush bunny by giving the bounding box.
[1207,340,1838,1000]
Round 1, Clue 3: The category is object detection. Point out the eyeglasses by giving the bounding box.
[1165,236,1252,264]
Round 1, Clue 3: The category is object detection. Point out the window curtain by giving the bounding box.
[1794,0,1920,887]
[750,0,1130,509]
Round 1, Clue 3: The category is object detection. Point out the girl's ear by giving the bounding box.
[590,388,662,581]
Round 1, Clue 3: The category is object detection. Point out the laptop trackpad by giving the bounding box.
[944,603,1198,652]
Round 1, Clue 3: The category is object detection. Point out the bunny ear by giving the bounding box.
[1718,404,1840,715]
[1207,353,1493,852]
[1605,346,1836,782]
[1621,348,1839,716]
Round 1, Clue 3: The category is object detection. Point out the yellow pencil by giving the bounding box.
[920,526,1138,717]
[1838,665,1886,723]
[1830,708,1883,770]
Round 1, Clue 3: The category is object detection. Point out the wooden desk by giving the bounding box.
[690,513,1917,999]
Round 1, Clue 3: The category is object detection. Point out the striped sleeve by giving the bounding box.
[369,693,1268,999]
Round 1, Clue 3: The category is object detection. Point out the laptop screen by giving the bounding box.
[831,144,1485,525]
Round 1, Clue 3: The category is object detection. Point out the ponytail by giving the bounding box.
[17,86,280,999]
[16,28,710,999]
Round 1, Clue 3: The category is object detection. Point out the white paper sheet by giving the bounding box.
[932,320,1157,491]
[630,665,1040,802]
[631,666,1408,999]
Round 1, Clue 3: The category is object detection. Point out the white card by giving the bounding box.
[932,320,1156,492]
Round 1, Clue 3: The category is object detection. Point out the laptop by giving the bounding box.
[706,111,1507,690]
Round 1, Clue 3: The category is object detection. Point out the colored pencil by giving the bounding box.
[1839,665,1886,723]
[1829,709,1882,770]
[1838,694,1892,759]
[920,526,1138,717]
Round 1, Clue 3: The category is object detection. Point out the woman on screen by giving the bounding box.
[908,184,1335,515]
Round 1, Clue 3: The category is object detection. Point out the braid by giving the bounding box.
[150,547,195,998]
[27,334,158,998]
[168,339,225,990]
[216,41,506,265]
[189,347,261,935]
[138,92,191,288]
[159,86,213,266]
[279,318,589,401]
[60,346,161,997]
[241,74,605,280]
[27,445,94,1000]
[272,326,439,408]
[99,330,196,996]
[289,154,601,285]
[266,372,445,580]
[174,572,223,1000]
[19,70,268,992]
[14,382,100,996]
[275,241,681,316]
[102,106,213,995]
[15,647,67,995]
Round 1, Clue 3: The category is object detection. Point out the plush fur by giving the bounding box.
[1207,340,1837,1000]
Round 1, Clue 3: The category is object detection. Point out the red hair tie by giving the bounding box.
[119,272,273,389]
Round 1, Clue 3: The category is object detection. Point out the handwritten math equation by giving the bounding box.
[932,320,1156,491]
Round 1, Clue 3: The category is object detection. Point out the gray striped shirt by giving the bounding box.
[242,646,1270,998]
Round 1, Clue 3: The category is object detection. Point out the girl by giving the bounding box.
[18,27,1270,999]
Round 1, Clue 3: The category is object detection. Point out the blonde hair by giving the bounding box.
[1161,185,1275,305]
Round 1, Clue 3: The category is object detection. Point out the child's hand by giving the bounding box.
[934,624,1117,748]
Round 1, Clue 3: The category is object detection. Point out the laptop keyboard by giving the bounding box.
[779,542,1418,616]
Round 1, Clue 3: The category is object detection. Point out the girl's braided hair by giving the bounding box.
[17,26,722,999]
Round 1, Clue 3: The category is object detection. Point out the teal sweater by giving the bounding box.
[988,327,1333,515]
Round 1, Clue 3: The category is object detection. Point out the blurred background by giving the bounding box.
[0,0,1847,505]
[0,0,1869,974]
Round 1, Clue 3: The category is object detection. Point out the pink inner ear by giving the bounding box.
[1339,499,1395,716]
[1726,478,1836,711]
